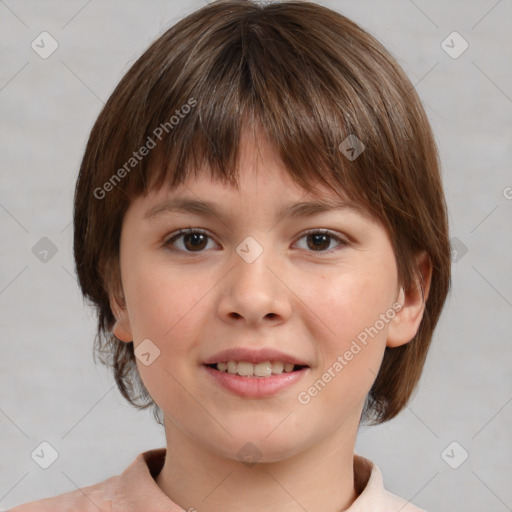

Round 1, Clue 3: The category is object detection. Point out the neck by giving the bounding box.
[155,422,360,512]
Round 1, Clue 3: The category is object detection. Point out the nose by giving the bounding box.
[217,245,293,327]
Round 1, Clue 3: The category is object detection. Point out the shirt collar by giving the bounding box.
[117,448,388,511]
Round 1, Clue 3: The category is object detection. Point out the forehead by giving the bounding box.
[139,169,376,230]
[145,131,350,202]
[135,129,379,226]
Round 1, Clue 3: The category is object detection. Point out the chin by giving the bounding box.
[214,430,312,464]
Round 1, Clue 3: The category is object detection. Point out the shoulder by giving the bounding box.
[352,454,428,512]
[380,488,428,512]
[8,475,119,512]
[8,448,167,512]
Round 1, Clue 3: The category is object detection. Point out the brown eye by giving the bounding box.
[182,232,208,251]
[295,230,347,253]
[307,233,331,251]
[165,229,216,252]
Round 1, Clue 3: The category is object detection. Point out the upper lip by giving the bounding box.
[203,347,310,366]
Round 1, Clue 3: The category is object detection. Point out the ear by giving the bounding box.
[109,291,133,343]
[386,251,432,348]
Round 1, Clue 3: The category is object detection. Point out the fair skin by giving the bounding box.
[111,129,432,512]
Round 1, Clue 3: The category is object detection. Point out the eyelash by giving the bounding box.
[163,227,348,254]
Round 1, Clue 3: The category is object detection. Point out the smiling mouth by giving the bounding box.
[205,361,308,378]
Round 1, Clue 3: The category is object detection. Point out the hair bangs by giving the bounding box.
[113,5,381,223]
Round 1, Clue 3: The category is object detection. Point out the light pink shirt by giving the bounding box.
[10,448,426,511]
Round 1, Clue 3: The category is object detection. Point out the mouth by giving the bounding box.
[202,347,310,397]
[203,352,310,398]
[205,361,309,378]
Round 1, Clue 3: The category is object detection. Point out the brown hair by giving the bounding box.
[73,0,451,426]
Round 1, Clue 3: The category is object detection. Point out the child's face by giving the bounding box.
[113,131,405,462]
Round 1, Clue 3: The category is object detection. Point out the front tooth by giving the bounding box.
[220,361,296,376]
[254,361,272,377]
[227,361,238,374]
[237,361,254,376]
[271,361,284,374]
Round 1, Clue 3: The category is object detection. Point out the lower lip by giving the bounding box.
[203,365,308,398]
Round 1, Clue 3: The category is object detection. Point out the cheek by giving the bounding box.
[122,258,211,385]
[123,260,211,419]
[297,273,393,417]
[122,257,205,341]
[299,259,397,398]
[310,263,396,340]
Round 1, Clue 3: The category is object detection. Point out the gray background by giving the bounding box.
[1,0,511,510]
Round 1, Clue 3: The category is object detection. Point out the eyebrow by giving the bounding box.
[144,197,366,222]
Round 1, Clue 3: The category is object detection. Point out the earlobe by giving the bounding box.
[112,321,133,343]
[386,251,432,348]
[109,294,133,343]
